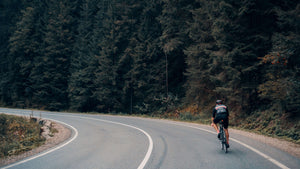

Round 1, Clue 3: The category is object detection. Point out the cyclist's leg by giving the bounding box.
[212,123,219,133]
[212,117,220,133]
[223,117,229,146]
[224,128,229,145]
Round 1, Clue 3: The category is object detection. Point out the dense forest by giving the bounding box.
[0,0,299,123]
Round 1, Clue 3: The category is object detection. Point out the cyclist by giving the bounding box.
[211,100,230,148]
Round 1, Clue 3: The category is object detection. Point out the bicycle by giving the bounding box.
[219,120,228,153]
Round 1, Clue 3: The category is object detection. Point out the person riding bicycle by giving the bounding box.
[211,100,230,148]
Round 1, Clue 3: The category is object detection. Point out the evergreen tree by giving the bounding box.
[158,0,192,110]
[0,0,24,105]
[68,0,98,112]
[184,0,217,108]
[93,0,124,112]
[258,0,300,115]
[1,0,298,117]
[120,0,166,114]
[30,0,76,110]
[118,0,145,113]
[184,0,276,114]
[7,5,41,107]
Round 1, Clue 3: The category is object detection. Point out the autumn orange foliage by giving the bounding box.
[258,52,288,66]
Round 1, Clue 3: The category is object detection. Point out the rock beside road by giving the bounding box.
[40,119,54,139]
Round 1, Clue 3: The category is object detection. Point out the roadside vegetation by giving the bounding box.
[0,114,45,158]
[237,111,300,144]
[155,107,300,144]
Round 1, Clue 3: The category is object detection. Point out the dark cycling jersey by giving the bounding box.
[213,104,229,129]
[212,104,229,118]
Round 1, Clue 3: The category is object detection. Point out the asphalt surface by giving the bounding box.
[0,108,299,169]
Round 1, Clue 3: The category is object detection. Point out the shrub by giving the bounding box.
[0,114,45,158]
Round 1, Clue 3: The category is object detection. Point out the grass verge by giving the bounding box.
[0,114,45,158]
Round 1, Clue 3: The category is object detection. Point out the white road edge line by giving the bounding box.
[49,114,154,169]
[165,121,290,169]
[1,117,79,169]
[4,111,287,169]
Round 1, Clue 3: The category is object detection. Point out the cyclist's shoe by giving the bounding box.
[226,144,230,149]
[217,133,221,139]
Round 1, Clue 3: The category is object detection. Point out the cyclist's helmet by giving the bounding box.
[216,100,222,104]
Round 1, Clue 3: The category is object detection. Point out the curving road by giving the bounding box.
[0,108,299,169]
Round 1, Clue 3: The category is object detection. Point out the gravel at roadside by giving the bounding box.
[230,128,300,158]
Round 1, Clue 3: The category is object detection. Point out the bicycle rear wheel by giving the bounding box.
[219,121,228,153]
[220,129,227,153]
[223,132,227,153]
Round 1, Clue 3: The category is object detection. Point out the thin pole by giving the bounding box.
[165,53,168,99]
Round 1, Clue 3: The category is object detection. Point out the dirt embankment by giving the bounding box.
[0,120,72,167]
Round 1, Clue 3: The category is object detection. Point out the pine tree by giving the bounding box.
[258,0,300,115]
[7,5,41,107]
[93,0,124,112]
[0,0,24,105]
[120,0,169,114]
[30,0,76,110]
[184,0,216,108]
[184,0,276,114]
[158,0,192,110]
[118,0,145,114]
[68,0,98,112]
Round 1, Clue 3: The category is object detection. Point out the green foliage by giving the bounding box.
[0,0,24,105]
[257,1,300,115]
[31,0,75,110]
[68,0,99,112]
[0,114,44,158]
[179,112,199,121]
[0,0,298,127]
[7,5,38,107]
[238,111,300,142]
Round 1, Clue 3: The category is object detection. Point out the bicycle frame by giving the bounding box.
[219,120,228,153]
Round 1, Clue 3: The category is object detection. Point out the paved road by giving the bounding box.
[0,108,299,169]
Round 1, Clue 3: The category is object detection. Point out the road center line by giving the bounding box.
[164,121,290,169]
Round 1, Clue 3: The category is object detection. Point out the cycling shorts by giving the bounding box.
[213,114,229,129]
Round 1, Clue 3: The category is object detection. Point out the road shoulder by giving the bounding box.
[229,127,300,158]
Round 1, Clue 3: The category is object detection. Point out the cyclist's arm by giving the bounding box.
[212,108,216,124]
[211,117,215,126]
[212,108,216,118]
